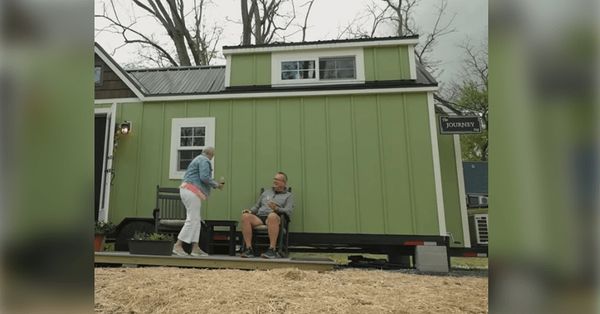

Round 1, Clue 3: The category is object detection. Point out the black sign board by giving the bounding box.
[439,116,482,134]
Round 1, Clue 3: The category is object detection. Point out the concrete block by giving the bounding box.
[415,245,449,273]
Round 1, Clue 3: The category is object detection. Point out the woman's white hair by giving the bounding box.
[202,146,215,156]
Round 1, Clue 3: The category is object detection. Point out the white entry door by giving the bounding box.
[94,104,116,222]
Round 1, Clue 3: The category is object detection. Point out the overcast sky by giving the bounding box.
[95,0,487,85]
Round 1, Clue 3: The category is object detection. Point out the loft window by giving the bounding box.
[281,60,315,80]
[319,56,356,80]
[95,66,103,86]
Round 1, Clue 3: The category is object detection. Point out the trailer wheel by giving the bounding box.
[114,220,155,251]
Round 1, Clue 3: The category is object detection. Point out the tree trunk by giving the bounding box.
[252,0,263,44]
[241,0,253,45]
[171,32,192,66]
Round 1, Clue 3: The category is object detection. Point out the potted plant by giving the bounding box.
[94,221,116,252]
[128,232,174,256]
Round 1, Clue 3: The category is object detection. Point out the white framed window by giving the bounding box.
[95,66,103,86]
[281,60,316,80]
[271,48,364,86]
[319,56,356,80]
[169,117,215,179]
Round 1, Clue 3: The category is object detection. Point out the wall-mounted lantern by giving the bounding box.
[118,121,132,135]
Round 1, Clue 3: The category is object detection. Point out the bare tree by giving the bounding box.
[300,0,316,42]
[381,0,419,36]
[240,0,316,45]
[380,0,455,76]
[411,0,455,76]
[440,38,488,160]
[457,39,488,124]
[337,1,391,39]
[241,0,255,45]
[338,0,455,78]
[96,0,222,67]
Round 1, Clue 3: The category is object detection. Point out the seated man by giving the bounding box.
[240,172,294,259]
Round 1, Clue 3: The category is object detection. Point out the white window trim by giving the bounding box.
[169,117,216,179]
[271,48,365,87]
[224,54,232,88]
[408,45,417,80]
[280,60,317,81]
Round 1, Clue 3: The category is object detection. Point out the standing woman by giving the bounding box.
[172,146,224,257]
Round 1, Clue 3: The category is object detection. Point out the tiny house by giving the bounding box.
[94,36,471,261]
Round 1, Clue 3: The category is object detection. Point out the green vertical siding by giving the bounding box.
[405,94,439,235]
[110,102,143,224]
[279,98,304,231]
[326,96,358,233]
[229,53,271,86]
[229,99,256,217]
[353,95,386,233]
[364,46,411,81]
[437,128,467,247]
[378,94,416,234]
[208,100,233,218]
[109,93,443,235]
[301,97,330,232]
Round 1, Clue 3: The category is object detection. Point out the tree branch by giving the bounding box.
[96,13,179,66]
[300,0,315,42]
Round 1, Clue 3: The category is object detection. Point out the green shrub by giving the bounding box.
[131,232,173,241]
[94,221,116,235]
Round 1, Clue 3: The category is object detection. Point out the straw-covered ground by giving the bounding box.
[95,267,487,313]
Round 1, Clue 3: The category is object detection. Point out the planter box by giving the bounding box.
[94,234,105,252]
[128,239,174,256]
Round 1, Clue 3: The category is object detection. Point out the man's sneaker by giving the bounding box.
[261,248,279,259]
[240,247,256,258]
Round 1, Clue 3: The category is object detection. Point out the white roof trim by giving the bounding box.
[95,97,141,104]
[141,86,438,102]
[223,38,420,55]
[95,46,146,100]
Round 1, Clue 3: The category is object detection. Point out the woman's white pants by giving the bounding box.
[177,188,202,244]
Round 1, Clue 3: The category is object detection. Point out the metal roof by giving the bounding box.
[128,66,225,95]
[223,35,419,50]
[124,59,437,96]
[416,62,437,86]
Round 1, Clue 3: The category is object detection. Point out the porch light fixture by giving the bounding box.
[119,121,132,135]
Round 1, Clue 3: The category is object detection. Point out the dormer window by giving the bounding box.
[272,48,364,86]
[319,57,356,80]
[281,61,316,80]
[279,57,356,82]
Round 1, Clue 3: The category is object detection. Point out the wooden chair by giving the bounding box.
[249,187,292,257]
[152,185,207,234]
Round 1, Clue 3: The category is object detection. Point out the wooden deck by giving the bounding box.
[95,252,336,271]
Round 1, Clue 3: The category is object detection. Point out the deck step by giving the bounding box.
[95,252,336,271]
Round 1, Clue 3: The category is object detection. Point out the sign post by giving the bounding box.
[439,116,482,134]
